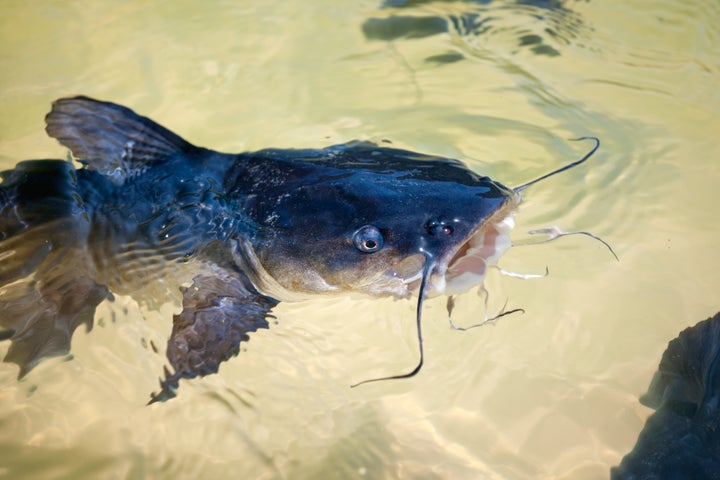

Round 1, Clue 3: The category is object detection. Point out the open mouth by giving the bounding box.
[398,197,519,297]
[354,196,520,386]
[440,198,519,295]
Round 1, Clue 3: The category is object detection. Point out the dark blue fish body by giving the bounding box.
[612,312,720,479]
[1,97,521,400]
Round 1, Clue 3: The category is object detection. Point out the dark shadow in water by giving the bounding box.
[612,312,720,480]
[362,0,590,59]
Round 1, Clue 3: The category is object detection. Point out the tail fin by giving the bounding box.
[1,273,110,377]
[45,96,199,185]
[1,159,111,377]
[1,159,81,241]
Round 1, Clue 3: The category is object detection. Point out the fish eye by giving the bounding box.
[353,225,384,253]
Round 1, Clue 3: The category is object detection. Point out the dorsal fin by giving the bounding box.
[45,96,198,185]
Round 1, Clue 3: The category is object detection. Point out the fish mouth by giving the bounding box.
[352,196,520,387]
[431,196,520,296]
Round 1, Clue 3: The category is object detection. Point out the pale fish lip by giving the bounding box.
[434,196,520,296]
[441,213,515,295]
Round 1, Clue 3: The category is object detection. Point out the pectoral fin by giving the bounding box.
[150,268,278,403]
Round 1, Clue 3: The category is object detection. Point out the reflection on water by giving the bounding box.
[363,0,589,58]
[1,0,719,479]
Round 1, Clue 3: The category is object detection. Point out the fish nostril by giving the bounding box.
[426,218,453,235]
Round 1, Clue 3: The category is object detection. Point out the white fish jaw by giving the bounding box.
[432,195,520,296]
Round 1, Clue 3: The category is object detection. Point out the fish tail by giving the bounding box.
[0,159,83,282]
[0,276,111,378]
[1,160,111,377]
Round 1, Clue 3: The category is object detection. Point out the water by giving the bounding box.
[1,0,719,478]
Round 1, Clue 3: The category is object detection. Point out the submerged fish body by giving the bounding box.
[612,312,720,479]
[1,97,599,400]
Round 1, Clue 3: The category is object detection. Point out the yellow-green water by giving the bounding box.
[1,1,718,479]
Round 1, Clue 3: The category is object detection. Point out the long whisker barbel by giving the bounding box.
[518,226,620,261]
[351,137,604,388]
[350,254,434,388]
[513,137,600,193]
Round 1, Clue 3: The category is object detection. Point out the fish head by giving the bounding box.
[234,143,520,301]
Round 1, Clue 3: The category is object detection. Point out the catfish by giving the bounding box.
[0,97,604,401]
